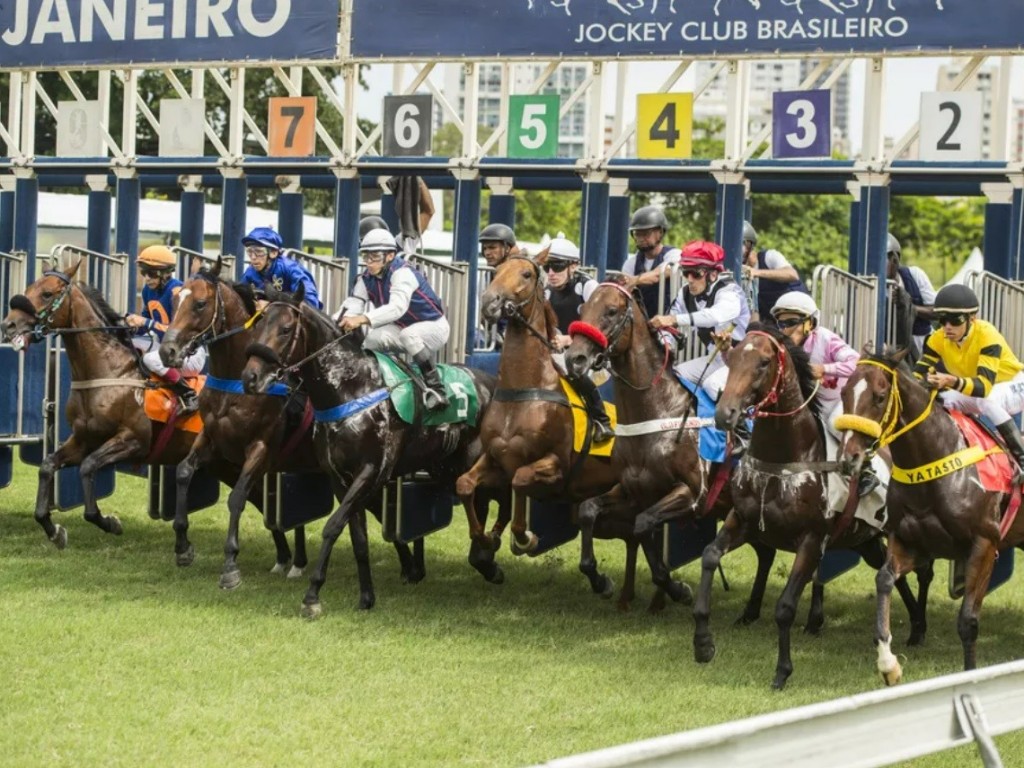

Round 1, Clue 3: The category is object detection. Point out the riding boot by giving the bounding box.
[730,418,752,459]
[856,466,881,498]
[573,375,613,444]
[996,420,1024,482]
[413,351,449,412]
[163,367,198,414]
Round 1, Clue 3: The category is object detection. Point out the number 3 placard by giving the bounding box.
[268,96,316,157]
[772,89,831,159]
[508,94,559,158]
[919,92,983,162]
[637,93,693,159]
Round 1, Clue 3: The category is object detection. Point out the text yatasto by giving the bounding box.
[572,17,910,44]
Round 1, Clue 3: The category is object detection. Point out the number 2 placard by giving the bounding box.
[772,89,831,159]
[637,93,693,159]
[919,92,983,162]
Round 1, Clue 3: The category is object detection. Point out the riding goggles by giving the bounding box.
[934,312,968,328]
[246,246,271,259]
[682,269,706,280]
[545,260,571,273]
[775,316,806,329]
[139,266,170,279]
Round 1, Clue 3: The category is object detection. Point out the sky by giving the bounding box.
[358,56,1021,158]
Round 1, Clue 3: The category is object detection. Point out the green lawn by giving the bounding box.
[1,460,1022,767]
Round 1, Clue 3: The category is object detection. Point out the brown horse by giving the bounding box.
[564,282,773,612]
[455,255,686,608]
[701,325,930,689]
[0,261,219,546]
[839,350,1023,684]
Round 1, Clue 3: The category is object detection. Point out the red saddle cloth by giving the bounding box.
[948,410,1015,494]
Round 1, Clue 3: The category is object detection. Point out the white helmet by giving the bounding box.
[359,228,398,253]
[770,291,819,320]
[547,232,580,263]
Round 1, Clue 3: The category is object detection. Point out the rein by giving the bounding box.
[180,278,265,358]
[743,330,820,418]
[833,359,938,450]
[248,301,356,379]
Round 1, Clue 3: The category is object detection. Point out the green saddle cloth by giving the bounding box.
[372,352,480,427]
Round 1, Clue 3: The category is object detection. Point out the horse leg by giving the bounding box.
[859,536,927,646]
[736,543,776,626]
[958,538,997,671]
[875,535,915,686]
[907,560,934,646]
[34,435,87,547]
[694,511,744,664]
[173,431,215,567]
[219,440,269,590]
[289,525,308,579]
[468,488,504,584]
[621,538,640,612]
[632,482,697,538]
[455,453,506,548]
[639,529,693,609]
[79,432,144,536]
[804,576,825,636]
[509,454,564,554]
[302,463,379,619]
[771,535,821,690]
[577,485,628,599]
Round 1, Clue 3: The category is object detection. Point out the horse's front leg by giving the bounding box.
[633,481,698,538]
[173,430,215,567]
[577,484,629,600]
[509,453,564,554]
[302,462,380,619]
[958,537,997,672]
[79,431,145,536]
[694,510,746,664]
[875,534,916,686]
[219,439,269,590]
[455,453,506,549]
[34,435,87,547]
[771,534,822,690]
[736,542,777,626]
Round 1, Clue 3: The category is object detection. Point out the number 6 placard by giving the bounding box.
[772,89,831,159]
[383,94,433,156]
[919,92,983,162]
[508,94,559,158]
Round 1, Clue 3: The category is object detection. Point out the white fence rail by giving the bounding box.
[408,254,469,364]
[965,270,1024,357]
[282,248,350,318]
[47,244,129,314]
[534,660,1024,768]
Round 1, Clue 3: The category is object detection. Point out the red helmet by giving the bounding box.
[680,240,725,271]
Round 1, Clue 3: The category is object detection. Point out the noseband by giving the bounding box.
[744,330,819,418]
[495,255,557,351]
[9,270,74,337]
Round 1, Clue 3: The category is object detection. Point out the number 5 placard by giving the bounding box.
[772,89,831,159]
[268,96,316,157]
[637,93,692,159]
[919,92,983,162]
[508,95,559,158]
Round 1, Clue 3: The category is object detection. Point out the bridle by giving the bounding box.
[495,255,558,351]
[244,301,355,382]
[744,330,820,418]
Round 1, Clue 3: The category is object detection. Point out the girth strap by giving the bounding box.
[70,379,149,390]
[494,388,570,406]
[742,455,841,476]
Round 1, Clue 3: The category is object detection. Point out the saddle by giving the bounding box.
[559,378,616,459]
[143,375,205,434]
[373,352,480,427]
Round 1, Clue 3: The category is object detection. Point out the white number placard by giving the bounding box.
[159,99,206,157]
[56,100,102,156]
[919,92,983,162]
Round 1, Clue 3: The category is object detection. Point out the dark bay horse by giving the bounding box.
[158,262,316,588]
[0,261,215,546]
[839,350,1023,684]
[702,325,930,689]
[455,255,687,609]
[241,284,501,618]
[564,282,773,613]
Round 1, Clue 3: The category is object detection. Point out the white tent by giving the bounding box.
[942,247,984,287]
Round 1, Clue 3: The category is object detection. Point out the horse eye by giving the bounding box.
[873,391,887,405]
[604,307,617,317]
[193,300,207,311]
[522,269,533,279]
[280,324,294,335]
[41,291,53,300]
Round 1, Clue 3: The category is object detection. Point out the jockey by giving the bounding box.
[887,233,936,354]
[742,220,809,322]
[913,284,1024,474]
[125,245,207,412]
[650,240,752,449]
[479,222,518,268]
[338,228,451,411]
[544,234,613,444]
[359,215,391,241]
[619,205,681,318]
[240,226,322,309]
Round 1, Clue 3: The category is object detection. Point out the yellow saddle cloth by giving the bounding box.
[559,378,616,458]
[143,375,205,434]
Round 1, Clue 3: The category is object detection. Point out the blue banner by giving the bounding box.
[350,0,1021,59]
[0,0,339,69]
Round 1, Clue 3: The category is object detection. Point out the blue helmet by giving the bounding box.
[242,226,284,251]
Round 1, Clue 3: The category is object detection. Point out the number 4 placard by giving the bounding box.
[508,95,559,158]
[772,89,831,159]
[919,92,983,162]
[637,93,693,159]
[268,96,316,157]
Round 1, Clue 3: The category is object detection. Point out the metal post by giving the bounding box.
[86,176,111,284]
[580,170,610,279]
[487,177,516,228]
[452,167,481,360]
[982,183,1014,279]
[13,171,38,282]
[179,176,205,254]
[856,173,891,350]
[607,178,630,273]
[221,170,248,281]
[277,177,304,250]
[114,170,141,304]
[847,181,862,273]
[334,170,361,289]
[713,170,747,274]
[1011,177,1024,281]
[0,179,15,254]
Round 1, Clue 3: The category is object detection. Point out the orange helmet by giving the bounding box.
[138,245,176,270]
[680,240,725,271]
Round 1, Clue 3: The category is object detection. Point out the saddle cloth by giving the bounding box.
[373,352,480,427]
[143,375,205,434]
[559,378,617,459]
[676,376,728,462]
[823,428,890,532]
[946,410,1014,494]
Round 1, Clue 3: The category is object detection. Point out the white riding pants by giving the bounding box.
[133,334,207,377]
[364,316,450,358]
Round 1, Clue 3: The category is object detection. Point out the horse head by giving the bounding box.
[480,254,545,324]
[1,258,83,350]
[241,282,310,395]
[160,258,227,368]
[564,282,637,379]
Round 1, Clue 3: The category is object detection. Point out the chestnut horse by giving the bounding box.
[564,282,774,613]
[839,350,1023,684]
[455,255,690,608]
[701,325,930,689]
[242,285,502,618]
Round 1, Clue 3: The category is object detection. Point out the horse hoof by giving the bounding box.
[270,560,291,576]
[804,619,824,636]
[487,566,505,585]
[487,532,502,552]
[107,516,123,536]
[219,569,242,591]
[771,674,790,691]
[694,641,716,664]
[358,593,375,610]
[286,565,305,580]
[599,576,615,599]
[176,545,195,568]
[670,581,694,606]
[510,532,538,556]
[301,601,323,620]
[50,525,68,550]
[647,592,665,614]
[734,612,759,627]
[880,665,903,686]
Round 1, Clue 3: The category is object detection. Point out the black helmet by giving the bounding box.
[933,284,979,314]
[886,233,901,259]
[479,223,516,247]
[742,220,758,245]
[359,215,391,240]
[629,205,668,233]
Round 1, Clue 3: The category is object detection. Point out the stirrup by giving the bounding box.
[177,389,199,414]
[857,468,881,498]
[592,420,614,444]
[422,388,449,412]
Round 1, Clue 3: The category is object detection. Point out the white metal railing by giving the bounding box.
[965,270,1024,356]
[283,249,349,318]
[534,660,1024,768]
[408,253,469,364]
[0,249,26,318]
[474,263,499,352]
[170,246,236,280]
[46,244,130,314]
[813,265,878,352]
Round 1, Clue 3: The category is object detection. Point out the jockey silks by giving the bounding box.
[361,257,444,328]
[896,265,933,338]
[242,255,322,309]
[547,273,592,332]
[681,272,750,349]
[137,277,182,340]
[633,244,675,318]
[755,249,808,320]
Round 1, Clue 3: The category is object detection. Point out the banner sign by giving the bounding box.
[0,1,339,69]
[350,0,1021,59]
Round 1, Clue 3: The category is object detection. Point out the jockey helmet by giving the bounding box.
[933,284,979,314]
[360,228,399,253]
[547,233,580,263]
[479,223,516,247]
[629,205,668,233]
[742,220,758,245]
[886,233,901,259]
[138,245,176,270]
[359,215,390,240]
[771,291,819,320]
[680,240,725,271]
[242,226,284,252]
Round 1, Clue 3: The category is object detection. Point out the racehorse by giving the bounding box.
[0,260,224,547]
[241,284,502,617]
[564,282,775,614]
[700,325,931,689]
[455,255,690,610]
[838,349,1023,684]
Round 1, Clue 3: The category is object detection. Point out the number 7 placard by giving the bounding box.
[268,96,316,157]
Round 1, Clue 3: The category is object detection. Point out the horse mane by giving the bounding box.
[228,281,257,316]
[747,322,820,413]
[76,282,133,350]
